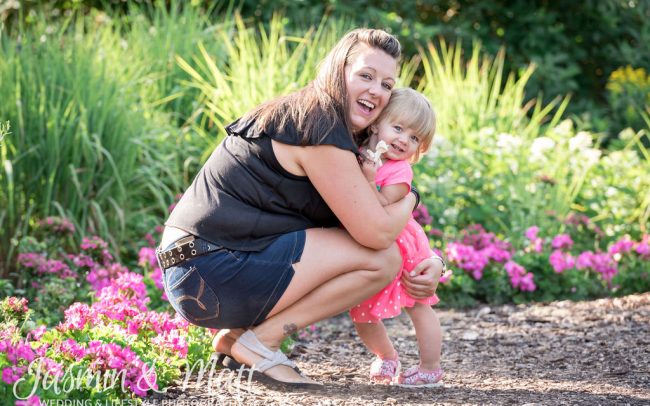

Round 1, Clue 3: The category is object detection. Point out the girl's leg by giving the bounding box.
[354,322,397,360]
[231,227,402,384]
[404,303,442,370]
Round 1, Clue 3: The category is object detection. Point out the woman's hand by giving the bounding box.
[400,257,443,299]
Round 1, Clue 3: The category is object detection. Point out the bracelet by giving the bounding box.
[410,185,420,211]
[430,254,447,276]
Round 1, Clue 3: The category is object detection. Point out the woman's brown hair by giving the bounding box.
[242,28,401,145]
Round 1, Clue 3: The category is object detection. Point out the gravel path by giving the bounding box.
[145,293,650,405]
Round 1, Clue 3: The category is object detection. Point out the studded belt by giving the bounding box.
[156,235,220,270]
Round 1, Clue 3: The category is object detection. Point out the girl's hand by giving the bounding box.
[400,257,442,299]
[358,150,379,183]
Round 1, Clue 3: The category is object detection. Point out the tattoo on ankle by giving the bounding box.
[283,323,298,336]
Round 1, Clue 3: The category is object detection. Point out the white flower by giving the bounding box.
[496,133,523,150]
[619,128,636,142]
[530,136,555,162]
[531,136,555,152]
[479,127,496,137]
[554,119,574,137]
[583,149,602,166]
[569,131,592,151]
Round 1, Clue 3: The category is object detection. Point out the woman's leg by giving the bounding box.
[231,227,402,383]
[354,322,397,360]
[404,303,442,370]
[212,328,245,353]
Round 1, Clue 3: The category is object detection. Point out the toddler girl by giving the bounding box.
[352,87,446,387]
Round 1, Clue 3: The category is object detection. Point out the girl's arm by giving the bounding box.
[296,144,415,250]
[371,183,409,206]
[360,154,410,207]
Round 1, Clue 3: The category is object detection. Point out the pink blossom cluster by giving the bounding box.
[609,234,650,259]
[0,338,36,385]
[1,296,29,315]
[39,216,75,235]
[576,251,618,281]
[549,250,575,273]
[413,204,433,227]
[15,395,41,406]
[551,234,574,250]
[505,261,536,291]
[525,226,544,253]
[445,242,490,279]
[84,340,158,396]
[445,225,512,280]
[60,272,151,331]
[80,236,114,264]
[127,312,189,357]
[139,246,167,301]
[86,263,129,292]
[17,253,75,278]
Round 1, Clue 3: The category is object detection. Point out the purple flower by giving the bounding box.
[525,226,539,241]
[549,250,575,273]
[413,204,433,227]
[15,395,40,406]
[504,261,536,292]
[551,234,574,250]
[609,236,635,256]
[636,234,650,258]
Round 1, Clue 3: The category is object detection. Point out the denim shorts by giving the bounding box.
[162,230,305,329]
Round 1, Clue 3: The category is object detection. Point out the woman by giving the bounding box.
[157,29,442,387]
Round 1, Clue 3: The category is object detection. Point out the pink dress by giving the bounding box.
[350,160,439,323]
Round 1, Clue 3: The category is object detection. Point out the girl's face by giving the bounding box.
[344,44,397,133]
[370,117,421,162]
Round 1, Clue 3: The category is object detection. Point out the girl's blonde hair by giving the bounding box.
[374,87,436,163]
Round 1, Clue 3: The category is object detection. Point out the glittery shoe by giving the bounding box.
[396,366,444,388]
[369,355,401,384]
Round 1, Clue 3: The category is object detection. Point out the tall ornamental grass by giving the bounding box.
[0,16,173,274]
[177,14,349,158]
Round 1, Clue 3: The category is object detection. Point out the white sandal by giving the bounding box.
[235,330,323,389]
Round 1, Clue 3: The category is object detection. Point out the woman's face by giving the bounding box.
[344,44,397,132]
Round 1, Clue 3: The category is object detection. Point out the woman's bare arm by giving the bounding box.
[296,145,414,250]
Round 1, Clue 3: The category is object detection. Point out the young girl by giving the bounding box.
[352,87,446,387]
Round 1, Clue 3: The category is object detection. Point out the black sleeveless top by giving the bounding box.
[165,115,358,251]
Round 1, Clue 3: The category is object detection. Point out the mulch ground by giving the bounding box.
[145,292,650,405]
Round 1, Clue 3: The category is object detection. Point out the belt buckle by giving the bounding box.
[175,235,195,248]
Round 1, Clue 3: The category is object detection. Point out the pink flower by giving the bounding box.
[549,250,575,273]
[636,235,650,258]
[2,366,25,385]
[15,395,40,406]
[504,261,536,292]
[138,247,158,268]
[39,216,75,235]
[551,234,574,250]
[518,272,536,292]
[413,204,433,227]
[609,236,635,255]
[445,242,489,280]
[576,251,618,281]
[29,325,47,341]
[87,263,128,293]
[60,302,95,331]
[525,226,539,241]
[576,251,594,270]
